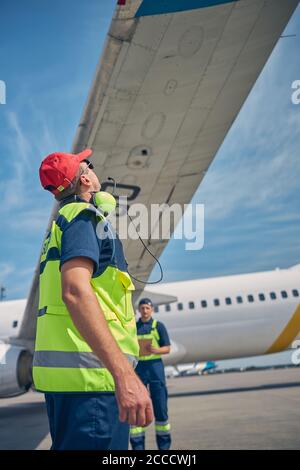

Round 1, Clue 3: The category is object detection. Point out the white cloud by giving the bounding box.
[0,103,57,217]
[1,111,32,211]
[7,207,50,232]
[0,262,15,284]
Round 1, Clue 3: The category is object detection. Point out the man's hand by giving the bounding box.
[115,372,153,427]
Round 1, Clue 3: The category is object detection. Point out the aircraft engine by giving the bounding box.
[0,342,33,397]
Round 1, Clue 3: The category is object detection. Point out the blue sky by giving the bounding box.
[0,0,300,299]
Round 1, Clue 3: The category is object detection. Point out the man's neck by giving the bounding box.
[59,192,92,208]
[141,316,152,323]
[78,191,92,203]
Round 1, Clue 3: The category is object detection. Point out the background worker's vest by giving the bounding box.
[138,319,161,361]
[33,201,139,392]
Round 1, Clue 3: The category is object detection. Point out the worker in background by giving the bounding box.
[130,298,172,450]
[33,149,153,450]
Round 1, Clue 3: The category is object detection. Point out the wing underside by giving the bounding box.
[18,0,298,344]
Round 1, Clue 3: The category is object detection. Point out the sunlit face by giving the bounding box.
[79,160,101,193]
[139,303,153,321]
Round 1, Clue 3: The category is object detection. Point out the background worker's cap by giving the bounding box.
[39,148,93,195]
[138,298,153,307]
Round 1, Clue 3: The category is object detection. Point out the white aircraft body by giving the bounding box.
[0,0,299,397]
[144,264,300,366]
[0,300,25,341]
[1,263,299,395]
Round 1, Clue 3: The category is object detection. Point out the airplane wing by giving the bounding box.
[134,290,177,307]
[16,0,299,348]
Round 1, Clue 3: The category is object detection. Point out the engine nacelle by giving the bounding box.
[0,342,33,397]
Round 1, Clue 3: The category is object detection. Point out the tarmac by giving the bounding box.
[0,368,299,450]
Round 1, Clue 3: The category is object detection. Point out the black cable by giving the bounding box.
[107,177,163,284]
[126,212,163,284]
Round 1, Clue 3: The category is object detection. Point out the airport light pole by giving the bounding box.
[0,286,5,301]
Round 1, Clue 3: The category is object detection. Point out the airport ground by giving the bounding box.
[0,368,299,450]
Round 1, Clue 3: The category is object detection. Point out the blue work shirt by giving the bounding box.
[59,195,127,275]
[136,317,171,349]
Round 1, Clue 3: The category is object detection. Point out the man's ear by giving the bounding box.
[79,174,91,187]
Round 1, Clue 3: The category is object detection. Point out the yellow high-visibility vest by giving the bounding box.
[33,201,139,392]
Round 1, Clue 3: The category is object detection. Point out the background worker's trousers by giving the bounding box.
[130,359,171,450]
[45,392,129,450]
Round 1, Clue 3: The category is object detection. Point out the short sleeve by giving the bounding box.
[60,210,100,274]
[157,321,171,347]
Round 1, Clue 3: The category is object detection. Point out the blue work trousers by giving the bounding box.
[44,392,129,450]
[130,359,171,450]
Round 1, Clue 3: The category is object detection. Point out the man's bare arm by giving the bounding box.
[150,345,171,355]
[61,257,153,427]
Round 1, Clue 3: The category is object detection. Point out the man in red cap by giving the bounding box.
[39,148,104,203]
[33,149,153,450]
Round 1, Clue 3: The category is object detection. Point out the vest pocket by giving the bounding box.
[117,270,135,291]
[41,305,69,315]
[90,267,135,325]
[118,270,135,323]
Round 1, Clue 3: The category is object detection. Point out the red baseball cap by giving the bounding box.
[39,148,93,195]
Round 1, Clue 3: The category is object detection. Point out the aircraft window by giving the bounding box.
[258,293,265,301]
[12,320,18,328]
[281,290,288,299]
[201,300,207,308]
[225,297,232,305]
[292,289,299,297]
[177,303,183,311]
[165,304,171,312]
[270,292,277,300]
[236,296,243,304]
[189,302,195,309]
[154,306,159,313]
[214,299,220,306]
[247,295,254,303]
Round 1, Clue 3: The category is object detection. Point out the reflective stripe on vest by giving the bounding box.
[33,201,139,393]
[137,319,161,361]
[33,350,138,369]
